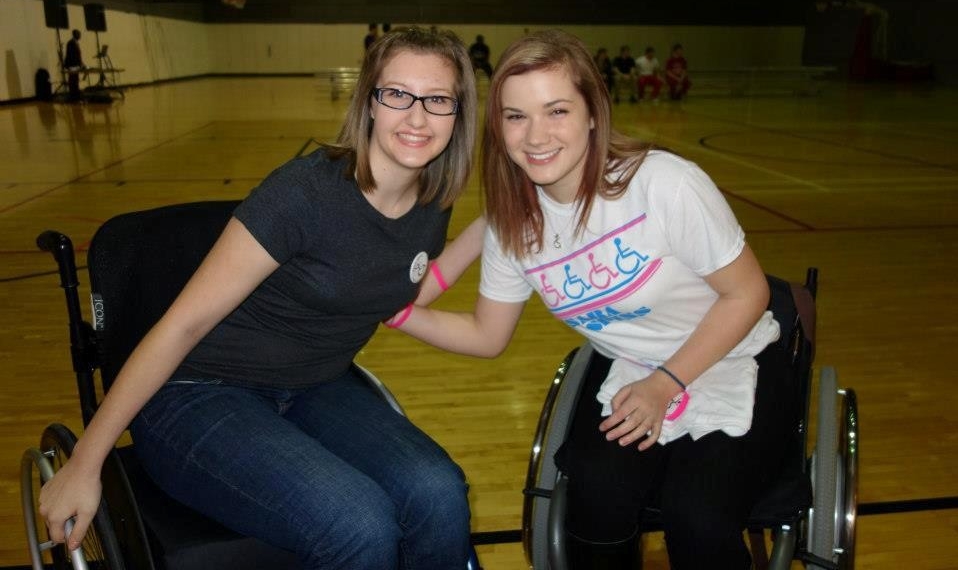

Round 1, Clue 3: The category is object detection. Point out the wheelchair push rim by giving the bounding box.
[20,423,126,570]
[837,387,858,569]
[522,345,592,569]
[808,368,858,570]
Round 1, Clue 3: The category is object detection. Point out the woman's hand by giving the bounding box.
[599,373,678,451]
[38,459,103,551]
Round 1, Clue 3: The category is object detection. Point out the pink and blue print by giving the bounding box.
[525,215,661,331]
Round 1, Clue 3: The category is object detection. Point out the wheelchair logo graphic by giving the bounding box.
[613,237,649,274]
[526,215,662,332]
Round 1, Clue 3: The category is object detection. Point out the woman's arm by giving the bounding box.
[38,218,280,550]
[413,216,486,306]
[396,293,526,358]
[601,243,770,450]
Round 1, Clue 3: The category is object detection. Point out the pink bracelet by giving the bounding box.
[658,365,689,421]
[664,391,690,421]
[384,304,413,329]
[429,262,449,292]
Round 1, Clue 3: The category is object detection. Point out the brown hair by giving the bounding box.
[482,29,653,256]
[327,26,477,210]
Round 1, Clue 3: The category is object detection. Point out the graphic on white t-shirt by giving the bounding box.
[523,213,661,330]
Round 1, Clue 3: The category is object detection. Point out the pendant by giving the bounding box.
[553,233,561,249]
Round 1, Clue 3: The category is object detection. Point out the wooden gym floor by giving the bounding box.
[1,76,957,568]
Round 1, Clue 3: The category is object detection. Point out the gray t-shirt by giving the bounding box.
[175,149,450,387]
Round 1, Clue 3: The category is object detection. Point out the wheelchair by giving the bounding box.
[21,200,482,570]
[522,269,859,570]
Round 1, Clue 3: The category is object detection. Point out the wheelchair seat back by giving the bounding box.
[739,272,817,526]
[751,273,816,485]
[87,200,240,392]
[83,201,304,569]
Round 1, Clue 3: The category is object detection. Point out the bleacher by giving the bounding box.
[691,65,837,97]
[314,67,361,101]
[313,65,837,101]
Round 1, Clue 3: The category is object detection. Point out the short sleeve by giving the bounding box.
[479,226,534,303]
[233,163,313,264]
[652,160,745,276]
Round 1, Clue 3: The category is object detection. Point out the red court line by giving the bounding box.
[718,186,817,231]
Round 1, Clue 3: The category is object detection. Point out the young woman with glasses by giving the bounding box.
[388,29,780,569]
[39,27,480,569]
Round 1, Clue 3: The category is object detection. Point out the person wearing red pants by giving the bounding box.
[635,46,663,102]
[666,43,692,100]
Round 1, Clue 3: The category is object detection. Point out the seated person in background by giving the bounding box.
[636,46,663,101]
[665,43,692,100]
[594,47,614,93]
[469,34,494,79]
[611,45,638,103]
[363,23,378,51]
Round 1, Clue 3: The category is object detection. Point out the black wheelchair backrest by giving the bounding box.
[87,200,241,391]
[757,271,817,479]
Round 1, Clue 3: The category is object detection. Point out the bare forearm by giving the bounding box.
[68,220,277,474]
[662,294,767,386]
[67,317,207,473]
[397,295,524,358]
[660,245,769,386]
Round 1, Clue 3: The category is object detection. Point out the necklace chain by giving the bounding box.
[549,214,575,249]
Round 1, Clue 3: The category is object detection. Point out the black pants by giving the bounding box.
[67,72,82,100]
[555,349,790,570]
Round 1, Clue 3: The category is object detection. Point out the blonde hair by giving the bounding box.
[482,29,652,256]
[327,26,477,209]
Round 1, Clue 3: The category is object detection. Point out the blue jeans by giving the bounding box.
[130,367,471,569]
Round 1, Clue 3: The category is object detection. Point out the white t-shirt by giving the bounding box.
[480,151,780,443]
[636,56,660,76]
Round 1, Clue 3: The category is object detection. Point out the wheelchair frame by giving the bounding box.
[21,201,481,570]
[522,270,858,570]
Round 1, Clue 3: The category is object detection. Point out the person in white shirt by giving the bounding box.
[636,46,664,101]
[386,29,779,569]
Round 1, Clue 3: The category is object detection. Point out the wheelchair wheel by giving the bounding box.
[522,345,593,570]
[20,423,126,570]
[836,387,858,569]
[808,367,839,569]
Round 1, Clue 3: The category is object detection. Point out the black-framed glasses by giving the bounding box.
[372,87,459,116]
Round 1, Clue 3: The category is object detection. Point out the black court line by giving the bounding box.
[471,529,523,545]
[0,268,76,284]
[684,109,958,173]
[296,137,323,157]
[4,498,955,569]
[0,122,217,215]
[1,177,263,188]
[747,222,958,234]
[857,496,958,516]
[699,131,956,168]
[467,495,958,547]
